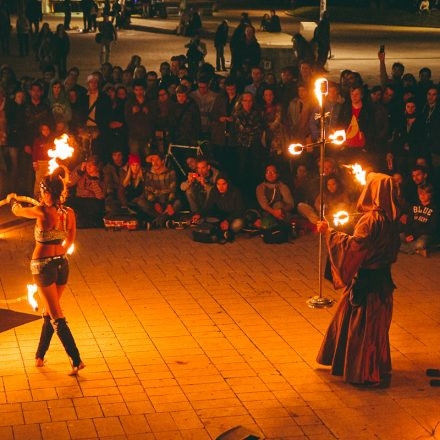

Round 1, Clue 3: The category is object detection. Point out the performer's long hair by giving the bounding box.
[40,170,66,206]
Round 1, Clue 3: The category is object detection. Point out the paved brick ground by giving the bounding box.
[0,218,439,440]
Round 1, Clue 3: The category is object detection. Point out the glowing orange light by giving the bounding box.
[333,211,350,226]
[288,144,304,156]
[314,78,328,108]
[345,163,367,186]
[328,130,346,145]
[27,284,38,311]
[48,134,74,175]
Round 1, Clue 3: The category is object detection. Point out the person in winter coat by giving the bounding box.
[16,13,31,57]
[214,20,228,72]
[53,24,70,78]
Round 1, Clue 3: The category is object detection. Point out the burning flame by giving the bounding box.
[314,78,328,108]
[27,284,38,311]
[345,163,367,186]
[333,211,350,226]
[48,134,74,175]
[328,130,346,145]
[67,244,74,255]
[288,143,304,156]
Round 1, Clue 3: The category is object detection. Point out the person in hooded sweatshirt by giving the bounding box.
[192,174,244,234]
[256,164,294,226]
[47,79,72,125]
[316,173,401,388]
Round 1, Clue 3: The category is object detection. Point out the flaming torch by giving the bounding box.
[314,78,328,108]
[27,284,38,311]
[345,163,367,186]
[288,143,305,156]
[328,130,346,145]
[62,240,75,255]
[333,211,350,226]
[48,134,74,175]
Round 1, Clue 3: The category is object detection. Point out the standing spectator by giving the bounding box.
[422,86,440,166]
[169,85,201,146]
[0,6,11,55]
[0,86,7,196]
[26,0,42,35]
[292,33,315,67]
[232,92,265,198]
[31,123,52,198]
[98,14,117,65]
[337,85,377,162]
[268,10,281,33]
[229,12,251,74]
[187,8,202,36]
[236,26,261,76]
[80,0,91,32]
[378,49,404,94]
[214,20,228,72]
[88,1,98,32]
[313,10,330,69]
[112,0,122,26]
[277,66,297,114]
[155,87,175,151]
[6,90,27,191]
[16,12,31,57]
[190,77,218,140]
[104,84,127,153]
[185,34,207,78]
[53,24,70,79]
[48,80,72,125]
[64,0,72,30]
[287,82,314,143]
[124,80,156,158]
[244,66,267,104]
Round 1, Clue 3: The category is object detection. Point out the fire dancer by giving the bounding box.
[6,171,84,376]
[316,173,400,387]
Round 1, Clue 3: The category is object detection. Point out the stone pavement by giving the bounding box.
[0,214,440,440]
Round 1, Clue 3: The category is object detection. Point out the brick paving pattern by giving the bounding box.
[0,221,439,439]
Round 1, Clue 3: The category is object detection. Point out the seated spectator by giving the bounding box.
[180,157,220,215]
[67,155,105,228]
[143,151,181,228]
[405,164,430,204]
[193,175,244,236]
[103,146,127,213]
[400,184,438,256]
[31,123,52,198]
[256,164,294,227]
[119,154,149,215]
[260,14,271,32]
[268,10,281,33]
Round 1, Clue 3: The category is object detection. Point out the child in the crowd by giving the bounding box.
[400,184,438,257]
[31,124,52,198]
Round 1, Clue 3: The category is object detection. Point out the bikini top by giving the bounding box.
[34,206,68,245]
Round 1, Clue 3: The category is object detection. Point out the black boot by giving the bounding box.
[53,318,82,368]
[35,315,54,363]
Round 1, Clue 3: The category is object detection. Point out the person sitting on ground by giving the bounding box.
[67,155,105,228]
[260,13,271,32]
[142,151,181,227]
[103,146,127,213]
[181,156,220,215]
[400,184,438,257]
[192,175,244,236]
[119,154,149,216]
[255,164,294,228]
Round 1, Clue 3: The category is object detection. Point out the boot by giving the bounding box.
[35,315,54,365]
[52,317,83,374]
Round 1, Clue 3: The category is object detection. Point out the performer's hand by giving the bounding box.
[316,220,329,234]
[6,193,17,203]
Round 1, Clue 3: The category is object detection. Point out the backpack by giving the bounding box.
[262,224,289,244]
[192,218,222,243]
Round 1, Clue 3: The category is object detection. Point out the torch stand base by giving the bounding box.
[306,295,334,309]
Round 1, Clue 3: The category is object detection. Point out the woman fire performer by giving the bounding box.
[316,173,400,387]
[6,172,84,376]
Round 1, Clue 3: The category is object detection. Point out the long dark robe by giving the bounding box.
[317,173,400,384]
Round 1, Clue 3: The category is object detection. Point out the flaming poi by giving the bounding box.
[345,163,367,186]
[48,134,74,175]
[27,284,38,311]
[333,211,350,226]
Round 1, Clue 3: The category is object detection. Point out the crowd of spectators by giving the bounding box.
[0,7,439,254]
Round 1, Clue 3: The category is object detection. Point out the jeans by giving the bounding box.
[215,45,225,70]
[100,39,112,64]
[399,233,431,254]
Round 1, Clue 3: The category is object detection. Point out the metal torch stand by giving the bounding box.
[306,94,334,309]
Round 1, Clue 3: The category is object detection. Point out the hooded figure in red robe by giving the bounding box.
[317,172,400,386]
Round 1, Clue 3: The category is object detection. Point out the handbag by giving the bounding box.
[262,224,289,244]
[95,33,103,44]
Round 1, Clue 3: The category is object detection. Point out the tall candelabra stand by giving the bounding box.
[288,78,346,309]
